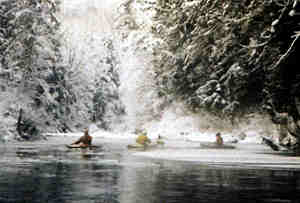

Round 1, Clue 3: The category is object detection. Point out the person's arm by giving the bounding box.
[72,136,83,145]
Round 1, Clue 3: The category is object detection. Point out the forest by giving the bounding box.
[1,0,300,151]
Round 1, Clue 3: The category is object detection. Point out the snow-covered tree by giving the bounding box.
[61,32,125,131]
[0,0,75,139]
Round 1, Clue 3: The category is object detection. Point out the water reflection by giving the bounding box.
[118,160,300,203]
[149,162,300,203]
[0,161,122,203]
[1,145,300,203]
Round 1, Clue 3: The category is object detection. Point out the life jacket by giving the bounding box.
[136,135,150,145]
[79,135,92,145]
[216,136,223,145]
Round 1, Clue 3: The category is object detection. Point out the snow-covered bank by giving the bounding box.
[44,114,264,144]
[44,128,261,143]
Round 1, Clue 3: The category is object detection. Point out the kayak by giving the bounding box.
[200,142,236,149]
[127,143,163,150]
[65,144,100,149]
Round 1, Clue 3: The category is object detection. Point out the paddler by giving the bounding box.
[156,135,165,145]
[215,132,223,146]
[136,129,151,147]
[71,128,93,147]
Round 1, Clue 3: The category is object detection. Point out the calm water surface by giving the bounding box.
[0,137,300,203]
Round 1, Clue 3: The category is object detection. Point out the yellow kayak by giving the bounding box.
[127,142,163,149]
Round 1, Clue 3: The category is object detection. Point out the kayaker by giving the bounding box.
[156,135,165,145]
[71,128,92,147]
[136,130,151,147]
[215,132,223,146]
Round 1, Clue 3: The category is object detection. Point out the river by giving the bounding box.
[2,2,298,202]
[1,135,300,203]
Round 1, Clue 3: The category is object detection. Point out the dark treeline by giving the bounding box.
[150,0,300,117]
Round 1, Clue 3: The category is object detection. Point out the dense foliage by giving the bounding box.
[0,0,66,139]
[62,35,124,131]
[149,0,300,117]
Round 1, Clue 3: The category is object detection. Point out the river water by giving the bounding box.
[1,136,300,203]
